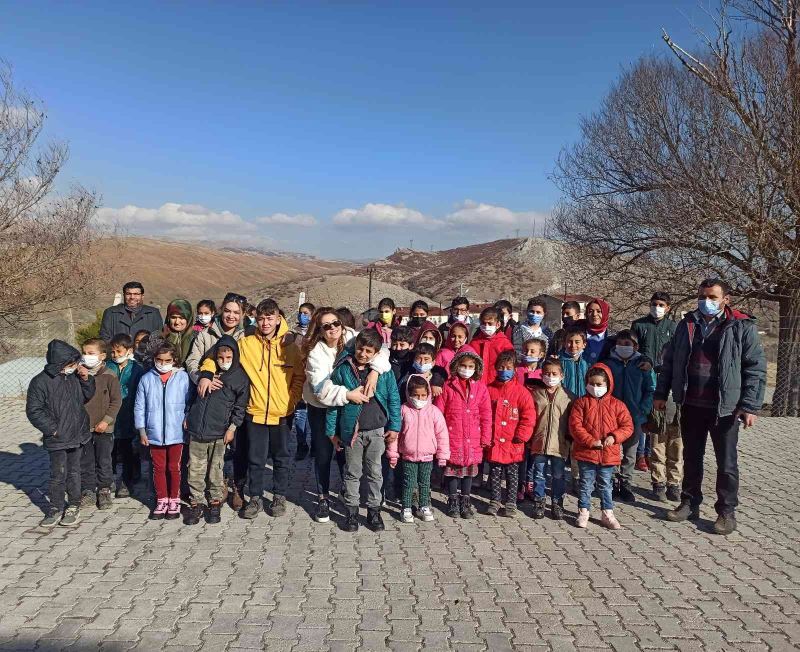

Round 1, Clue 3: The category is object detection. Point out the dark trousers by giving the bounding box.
[81,433,115,492]
[309,405,344,496]
[381,455,403,501]
[49,446,83,510]
[447,475,473,497]
[680,404,740,515]
[232,425,249,490]
[246,417,290,498]
[113,438,138,485]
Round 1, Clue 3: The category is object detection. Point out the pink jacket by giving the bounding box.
[435,343,477,375]
[387,401,450,465]
[515,365,542,385]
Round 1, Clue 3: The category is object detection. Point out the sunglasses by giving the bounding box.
[223,292,248,305]
[321,320,342,331]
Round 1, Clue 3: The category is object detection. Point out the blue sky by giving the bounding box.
[2,1,708,258]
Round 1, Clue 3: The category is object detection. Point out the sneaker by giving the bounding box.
[666,485,681,502]
[447,495,460,518]
[184,502,201,526]
[486,501,501,516]
[502,504,518,518]
[270,495,287,518]
[401,508,414,523]
[576,508,590,528]
[666,500,700,522]
[241,497,262,519]
[150,498,168,520]
[97,488,113,510]
[314,498,330,523]
[231,486,245,512]
[165,498,181,520]
[206,500,222,525]
[618,483,636,504]
[551,498,564,521]
[532,497,546,520]
[40,508,61,528]
[366,508,385,531]
[653,484,667,502]
[59,506,81,527]
[713,513,736,535]
[459,495,475,519]
[635,455,649,472]
[115,483,131,499]
[342,510,359,532]
[295,443,309,461]
[601,509,622,530]
[80,491,96,509]
[418,506,434,522]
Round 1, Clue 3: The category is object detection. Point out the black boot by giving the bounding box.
[184,502,201,526]
[551,497,564,520]
[366,508,385,531]
[666,500,700,522]
[447,495,460,518]
[666,485,681,502]
[713,512,736,535]
[205,500,221,524]
[618,482,636,504]
[653,484,667,502]
[532,497,546,519]
[342,508,359,532]
[459,495,475,519]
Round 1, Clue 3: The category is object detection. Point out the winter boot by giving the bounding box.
[576,508,590,528]
[241,496,262,519]
[653,484,667,502]
[184,502,201,526]
[206,500,222,524]
[532,497,546,520]
[459,494,475,519]
[366,508,385,531]
[601,509,622,530]
[666,500,700,522]
[447,495,460,518]
[551,497,564,521]
[486,500,501,516]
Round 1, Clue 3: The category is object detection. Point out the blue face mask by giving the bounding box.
[496,369,514,382]
[298,312,311,326]
[413,361,433,373]
[523,355,540,365]
[698,298,722,316]
[526,312,544,326]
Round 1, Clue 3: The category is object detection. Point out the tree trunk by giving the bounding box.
[771,293,800,417]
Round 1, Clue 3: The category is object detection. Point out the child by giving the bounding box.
[516,337,548,387]
[559,330,590,398]
[134,343,191,520]
[79,338,122,510]
[435,322,476,373]
[469,306,515,385]
[369,297,400,346]
[548,301,581,358]
[605,330,655,504]
[133,330,150,364]
[294,302,316,338]
[569,364,633,529]
[389,325,416,382]
[485,351,536,517]
[528,360,574,519]
[108,334,144,497]
[387,375,450,523]
[513,296,554,356]
[185,336,249,525]
[414,323,443,353]
[494,299,517,339]
[434,351,492,519]
[398,343,447,400]
[194,299,216,334]
[26,340,96,527]
[327,328,401,532]
[407,299,433,339]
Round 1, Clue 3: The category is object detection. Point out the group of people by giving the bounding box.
[25,276,766,536]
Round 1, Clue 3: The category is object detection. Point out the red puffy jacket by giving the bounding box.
[569,363,634,466]
[469,330,515,384]
[434,374,492,468]
[486,378,537,464]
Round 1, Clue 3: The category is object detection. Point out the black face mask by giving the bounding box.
[391,348,411,361]
[562,316,575,328]
[408,317,424,328]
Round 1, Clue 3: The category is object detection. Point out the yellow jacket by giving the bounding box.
[201,317,304,425]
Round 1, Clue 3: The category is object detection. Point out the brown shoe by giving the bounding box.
[230,487,244,512]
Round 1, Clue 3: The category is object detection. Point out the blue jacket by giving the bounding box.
[134,368,192,446]
[605,352,655,426]
[559,350,589,398]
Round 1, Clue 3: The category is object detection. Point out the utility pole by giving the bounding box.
[409,239,414,250]
[515,228,520,238]
[368,267,374,308]
[563,281,567,301]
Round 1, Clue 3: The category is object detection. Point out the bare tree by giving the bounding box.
[551,0,800,416]
[0,61,110,330]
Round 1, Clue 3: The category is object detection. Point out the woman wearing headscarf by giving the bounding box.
[583,298,617,365]
[162,299,196,367]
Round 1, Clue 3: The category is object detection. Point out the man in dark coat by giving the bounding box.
[99,281,163,341]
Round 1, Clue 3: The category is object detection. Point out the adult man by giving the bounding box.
[439,296,477,339]
[99,282,163,341]
[654,278,766,535]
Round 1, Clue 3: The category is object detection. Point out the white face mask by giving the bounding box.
[81,355,101,369]
[587,385,607,398]
[542,375,561,388]
[113,353,133,365]
[650,305,666,319]
[155,362,174,374]
[62,365,77,375]
[454,314,468,323]
[480,324,496,336]
[410,397,429,410]
[420,338,436,346]
[458,367,475,379]
[197,314,213,325]
[615,345,635,359]
[218,361,232,371]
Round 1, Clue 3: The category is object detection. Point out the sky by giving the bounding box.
[2,1,710,259]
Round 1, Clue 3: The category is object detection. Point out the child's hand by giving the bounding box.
[363,371,379,398]
[139,433,149,447]
[346,388,369,404]
[77,366,89,381]
[224,429,235,445]
[95,421,108,434]
[183,419,188,430]
[431,386,443,398]
[389,459,397,469]
[592,439,603,449]
[603,435,615,447]
[437,458,447,467]
[331,435,343,452]
[384,430,398,444]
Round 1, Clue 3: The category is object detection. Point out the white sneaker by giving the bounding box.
[401,508,414,523]
[601,509,622,530]
[576,508,590,528]
[419,506,434,522]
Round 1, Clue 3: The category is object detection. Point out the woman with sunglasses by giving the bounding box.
[301,308,391,523]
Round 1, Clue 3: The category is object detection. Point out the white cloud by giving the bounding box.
[444,200,548,229]
[333,203,442,229]
[256,212,318,227]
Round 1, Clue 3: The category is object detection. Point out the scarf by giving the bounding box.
[586,298,610,335]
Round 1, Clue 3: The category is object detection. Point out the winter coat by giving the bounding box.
[188,335,250,442]
[134,367,192,446]
[411,321,443,349]
[433,351,493,467]
[559,350,590,398]
[435,326,476,375]
[99,304,163,342]
[325,352,401,445]
[367,320,397,346]
[605,351,655,426]
[386,376,450,464]
[584,330,617,366]
[512,323,554,356]
[569,363,634,466]
[485,377,536,464]
[469,329,515,384]
[529,385,574,459]
[84,365,122,434]
[631,314,677,369]
[26,340,96,451]
[200,316,304,425]
[516,365,543,387]
[655,307,766,417]
[185,318,244,383]
[107,358,144,439]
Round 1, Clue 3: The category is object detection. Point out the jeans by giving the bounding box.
[636,422,651,457]
[401,461,433,508]
[188,439,226,502]
[293,404,310,450]
[532,454,566,500]
[342,428,385,510]
[81,432,115,492]
[309,405,345,496]
[489,462,519,507]
[246,418,290,499]
[618,423,641,485]
[113,438,139,485]
[680,405,739,515]
[578,462,614,510]
[150,443,183,500]
[49,446,83,510]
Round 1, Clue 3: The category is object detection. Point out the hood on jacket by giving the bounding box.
[414,324,443,350]
[587,362,615,396]
[404,373,432,403]
[255,315,290,341]
[449,350,484,380]
[443,322,471,352]
[200,333,241,373]
[45,340,81,376]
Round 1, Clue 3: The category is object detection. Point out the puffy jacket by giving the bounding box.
[512,323,554,356]
[26,340,95,451]
[99,303,163,342]
[559,350,590,398]
[134,367,192,446]
[605,351,655,426]
[185,318,244,383]
[630,314,676,369]
[485,377,536,464]
[435,326,476,375]
[367,320,396,346]
[107,358,144,439]
[569,363,634,466]
[655,307,766,417]
[433,351,492,467]
[387,376,450,464]
[325,353,401,445]
[469,330,515,384]
[516,365,543,387]
[188,335,250,442]
[201,317,304,425]
[529,385,574,458]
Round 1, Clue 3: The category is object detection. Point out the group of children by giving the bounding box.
[26,290,681,533]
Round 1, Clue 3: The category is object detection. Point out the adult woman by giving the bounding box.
[185,294,247,383]
[302,307,390,523]
[583,298,616,365]
[162,299,195,367]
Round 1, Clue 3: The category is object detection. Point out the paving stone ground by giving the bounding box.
[0,396,799,651]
